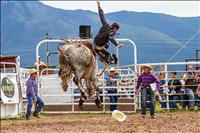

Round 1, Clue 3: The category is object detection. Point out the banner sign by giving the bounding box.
[0,74,19,104]
[19,68,31,98]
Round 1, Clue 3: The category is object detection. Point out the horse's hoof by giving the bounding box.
[79,100,84,109]
[79,104,84,109]
[96,104,102,109]
[63,87,68,92]
[95,98,102,109]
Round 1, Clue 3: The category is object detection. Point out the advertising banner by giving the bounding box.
[19,68,31,98]
[0,74,19,104]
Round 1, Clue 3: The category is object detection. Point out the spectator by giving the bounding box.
[26,69,44,120]
[106,67,120,111]
[136,65,160,118]
[198,85,200,97]
[97,76,104,102]
[95,86,103,105]
[181,69,196,110]
[194,67,200,109]
[156,67,167,110]
[195,84,200,110]
[34,56,47,67]
[168,72,182,110]
[34,56,47,74]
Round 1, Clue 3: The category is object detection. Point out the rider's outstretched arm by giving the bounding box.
[109,31,118,46]
[97,0,108,26]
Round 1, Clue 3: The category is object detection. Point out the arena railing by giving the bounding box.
[40,68,137,113]
[39,62,200,113]
[134,61,200,110]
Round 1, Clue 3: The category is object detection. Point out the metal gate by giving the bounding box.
[36,38,138,113]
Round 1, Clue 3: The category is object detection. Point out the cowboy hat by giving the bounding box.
[109,67,118,73]
[112,110,127,122]
[141,65,153,71]
[29,69,37,74]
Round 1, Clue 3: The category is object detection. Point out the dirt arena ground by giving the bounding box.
[1,111,200,133]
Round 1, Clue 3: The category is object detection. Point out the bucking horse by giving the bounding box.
[57,41,104,109]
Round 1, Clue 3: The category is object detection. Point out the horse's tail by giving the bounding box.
[60,63,72,92]
[58,46,72,92]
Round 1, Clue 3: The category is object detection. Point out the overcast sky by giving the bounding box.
[41,1,200,17]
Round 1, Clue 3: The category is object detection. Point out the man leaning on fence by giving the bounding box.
[181,69,196,110]
[26,69,44,120]
[136,65,160,119]
[168,72,182,110]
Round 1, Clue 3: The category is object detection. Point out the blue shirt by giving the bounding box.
[26,77,38,99]
[106,74,121,86]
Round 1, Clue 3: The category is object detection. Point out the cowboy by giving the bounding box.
[106,67,121,111]
[136,65,160,119]
[26,69,44,120]
[94,0,124,66]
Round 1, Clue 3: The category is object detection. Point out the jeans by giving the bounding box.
[26,94,44,118]
[141,88,156,116]
[108,89,118,111]
[169,95,179,109]
[181,88,194,109]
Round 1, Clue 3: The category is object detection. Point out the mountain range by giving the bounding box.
[1,1,200,66]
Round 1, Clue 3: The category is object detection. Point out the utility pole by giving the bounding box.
[46,33,49,67]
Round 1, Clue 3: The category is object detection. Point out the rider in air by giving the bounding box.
[94,0,124,66]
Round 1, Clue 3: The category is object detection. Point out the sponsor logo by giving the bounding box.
[1,77,15,98]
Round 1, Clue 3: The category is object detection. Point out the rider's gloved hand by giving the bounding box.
[97,0,100,7]
[117,44,124,48]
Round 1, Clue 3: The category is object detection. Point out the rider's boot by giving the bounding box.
[103,62,110,69]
